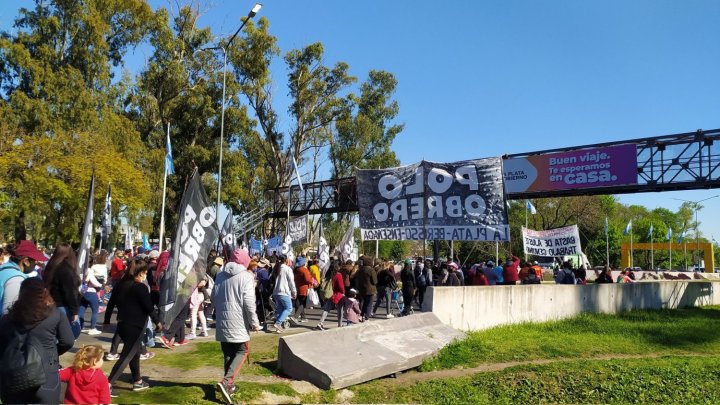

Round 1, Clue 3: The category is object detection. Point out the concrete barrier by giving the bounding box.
[277,312,464,389]
[425,281,720,331]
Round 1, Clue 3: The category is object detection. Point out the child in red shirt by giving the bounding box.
[60,345,111,404]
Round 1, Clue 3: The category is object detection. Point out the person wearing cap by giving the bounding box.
[502,255,521,285]
[292,257,314,323]
[482,260,499,286]
[0,240,46,314]
[209,256,224,280]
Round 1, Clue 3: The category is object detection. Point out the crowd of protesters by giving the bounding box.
[0,237,639,404]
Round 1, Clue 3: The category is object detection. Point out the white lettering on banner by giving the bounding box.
[361,225,509,241]
[522,225,582,257]
[372,165,490,223]
[176,205,216,284]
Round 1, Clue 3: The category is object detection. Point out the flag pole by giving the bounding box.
[669,235,672,271]
[159,123,170,252]
[650,229,654,270]
[605,217,609,267]
[524,202,528,261]
[630,226,633,268]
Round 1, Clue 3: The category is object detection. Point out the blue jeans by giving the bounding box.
[57,305,81,338]
[273,294,293,325]
[79,291,100,329]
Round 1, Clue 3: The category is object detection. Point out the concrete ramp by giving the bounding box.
[277,313,464,389]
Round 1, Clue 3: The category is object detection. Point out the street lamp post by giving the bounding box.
[673,194,719,270]
[202,3,262,218]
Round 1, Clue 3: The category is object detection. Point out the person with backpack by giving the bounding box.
[555,262,577,285]
[316,261,345,330]
[0,240,46,315]
[373,261,397,318]
[414,258,429,308]
[0,277,74,404]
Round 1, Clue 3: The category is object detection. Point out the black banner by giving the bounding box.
[219,211,236,260]
[159,171,219,325]
[356,158,509,241]
[287,214,308,245]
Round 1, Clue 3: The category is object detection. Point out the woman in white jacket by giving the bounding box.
[271,257,296,333]
[212,261,260,403]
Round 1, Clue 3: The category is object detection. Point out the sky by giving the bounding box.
[2,1,720,239]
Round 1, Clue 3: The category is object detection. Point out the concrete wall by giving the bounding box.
[425,281,720,331]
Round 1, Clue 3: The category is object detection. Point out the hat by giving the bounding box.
[258,258,270,268]
[532,261,538,265]
[404,259,411,265]
[16,240,47,262]
[448,262,459,270]
[486,260,495,267]
[296,257,307,267]
[148,250,160,260]
[213,257,224,266]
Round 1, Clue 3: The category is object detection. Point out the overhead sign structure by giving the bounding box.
[522,225,582,257]
[356,158,509,241]
[504,144,638,194]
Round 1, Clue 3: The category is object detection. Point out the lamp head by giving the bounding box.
[249,3,262,18]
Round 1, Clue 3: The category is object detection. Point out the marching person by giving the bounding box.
[0,278,74,403]
[212,261,261,404]
[271,256,296,333]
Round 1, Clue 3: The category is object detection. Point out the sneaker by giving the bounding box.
[158,335,174,350]
[174,339,189,346]
[132,380,150,391]
[299,317,308,323]
[81,328,90,333]
[273,324,284,334]
[386,314,395,319]
[217,382,236,404]
[109,388,119,398]
[104,353,120,361]
[87,328,102,336]
[185,333,196,340]
[316,323,326,331]
[140,351,156,361]
[199,331,209,337]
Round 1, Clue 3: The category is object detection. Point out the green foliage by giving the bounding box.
[422,306,720,371]
[361,240,410,261]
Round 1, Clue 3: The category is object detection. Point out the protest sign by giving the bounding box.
[287,215,308,245]
[160,171,218,325]
[522,225,582,257]
[356,158,509,241]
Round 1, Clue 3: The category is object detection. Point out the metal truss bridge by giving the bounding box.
[265,128,720,220]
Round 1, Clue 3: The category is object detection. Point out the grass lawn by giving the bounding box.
[106,306,720,404]
[421,306,720,371]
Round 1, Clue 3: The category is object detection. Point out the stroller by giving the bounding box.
[390,288,405,316]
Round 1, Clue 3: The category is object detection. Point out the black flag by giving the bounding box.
[159,171,219,325]
[100,183,111,248]
[219,211,236,259]
[77,174,95,277]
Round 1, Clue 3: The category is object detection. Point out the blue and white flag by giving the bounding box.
[142,234,151,250]
[526,200,536,215]
[291,156,303,192]
[166,131,175,175]
[647,224,653,238]
[100,183,112,247]
[677,229,686,244]
[666,227,673,241]
[623,220,632,235]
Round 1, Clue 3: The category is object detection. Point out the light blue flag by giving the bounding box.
[166,131,175,175]
[666,227,672,241]
[142,234,151,250]
[647,224,653,238]
[604,217,609,236]
[526,200,536,215]
[623,220,632,235]
[677,228,686,244]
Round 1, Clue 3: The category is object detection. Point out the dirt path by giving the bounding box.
[395,352,711,383]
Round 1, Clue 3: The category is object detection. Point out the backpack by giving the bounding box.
[560,270,575,285]
[523,272,541,284]
[320,277,333,300]
[416,268,428,288]
[1,326,46,393]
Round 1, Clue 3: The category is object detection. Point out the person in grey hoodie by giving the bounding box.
[212,261,261,404]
